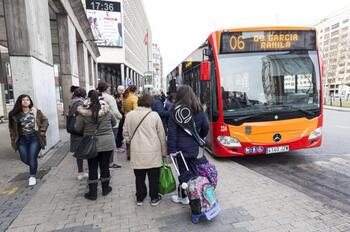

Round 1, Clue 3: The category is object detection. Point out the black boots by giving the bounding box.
[84,179,112,200]
[84,183,97,200]
[101,180,112,196]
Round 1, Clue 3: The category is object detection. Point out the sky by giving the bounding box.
[143,0,350,75]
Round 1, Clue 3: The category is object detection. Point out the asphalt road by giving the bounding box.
[234,109,350,214]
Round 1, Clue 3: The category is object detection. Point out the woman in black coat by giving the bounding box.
[167,85,209,205]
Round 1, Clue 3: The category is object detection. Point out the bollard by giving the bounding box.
[330,96,332,106]
[340,97,342,107]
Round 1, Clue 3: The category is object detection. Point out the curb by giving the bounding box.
[324,105,350,112]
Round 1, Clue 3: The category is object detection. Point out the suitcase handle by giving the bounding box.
[170,151,189,176]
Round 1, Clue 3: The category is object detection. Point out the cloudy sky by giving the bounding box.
[143,0,350,75]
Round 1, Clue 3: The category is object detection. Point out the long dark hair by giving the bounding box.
[173,85,203,114]
[8,94,34,127]
[123,85,137,98]
[72,88,87,99]
[87,90,101,123]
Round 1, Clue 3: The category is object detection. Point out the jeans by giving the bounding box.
[176,156,198,198]
[110,128,118,164]
[18,133,41,176]
[116,116,125,148]
[76,158,84,173]
[134,167,160,201]
[87,150,112,181]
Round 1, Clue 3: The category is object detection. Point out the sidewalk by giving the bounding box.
[6,147,350,232]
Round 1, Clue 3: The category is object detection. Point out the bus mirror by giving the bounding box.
[200,61,210,81]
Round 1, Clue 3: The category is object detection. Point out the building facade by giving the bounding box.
[152,43,163,90]
[84,0,152,93]
[0,0,100,152]
[316,7,350,99]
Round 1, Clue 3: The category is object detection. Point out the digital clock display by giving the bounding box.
[86,0,121,12]
[220,30,316,53]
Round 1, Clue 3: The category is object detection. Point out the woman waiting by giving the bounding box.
[8,95,49,186]
[114,85,126,153]
[75,90,116,200]
[167,85,209,204]
[123,93,166,206]
[97,82,122,170]
[68,88,88,180]
[122,85,138,160]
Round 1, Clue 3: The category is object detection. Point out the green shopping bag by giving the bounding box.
[159,160,176,195]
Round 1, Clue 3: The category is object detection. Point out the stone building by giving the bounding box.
[0,0,100,152]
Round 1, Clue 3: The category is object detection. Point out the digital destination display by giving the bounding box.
[220,30,316,53]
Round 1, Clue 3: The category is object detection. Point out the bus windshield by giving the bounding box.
[218,51,320,118]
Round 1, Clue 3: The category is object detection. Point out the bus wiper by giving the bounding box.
[233,112,268,123]
[277,105,315,116]
[232,105,315,123]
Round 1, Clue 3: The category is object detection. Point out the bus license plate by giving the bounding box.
[266,146,289,154]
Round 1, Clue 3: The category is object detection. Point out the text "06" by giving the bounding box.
[230,36,245,50]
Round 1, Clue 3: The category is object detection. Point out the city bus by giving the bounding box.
[167,27,323,157]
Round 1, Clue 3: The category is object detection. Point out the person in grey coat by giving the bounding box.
[98,82,123,170]
[68,88,88,181]
[75,90,117,200]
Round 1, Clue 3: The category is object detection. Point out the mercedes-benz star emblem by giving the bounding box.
[273,133,282,142]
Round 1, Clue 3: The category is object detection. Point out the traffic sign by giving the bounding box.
[144,71,152,77]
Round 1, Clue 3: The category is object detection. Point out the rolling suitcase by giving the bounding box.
[170,151,220,224]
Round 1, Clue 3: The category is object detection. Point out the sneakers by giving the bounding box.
[28,177,36,186]
[109,163,122,170]
[77,172,89,181]
[136,200,144,206]
[115,147,125,153]
[171,195,189,205]
[150,195,162,206]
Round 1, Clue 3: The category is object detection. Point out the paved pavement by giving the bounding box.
[1,106,350,232]
[4,140,350,232]
[0,117,70,232]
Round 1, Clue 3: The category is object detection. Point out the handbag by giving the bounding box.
[158,160,176,195]
[74,118,103,160]
[126,111,152,160]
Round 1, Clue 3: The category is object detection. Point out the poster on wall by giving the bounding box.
[86,0,123,47]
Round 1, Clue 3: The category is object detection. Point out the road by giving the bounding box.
[234,109,350,214]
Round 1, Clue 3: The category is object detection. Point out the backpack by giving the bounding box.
[187,176,217,214]
[66,100,83,136]
[198,163,218,188]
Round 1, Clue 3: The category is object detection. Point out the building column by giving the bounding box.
[0,52,6,119]
[4,0,59,152]
[121,63,125,87]
[91,59,99,88]
[57,14,79,114]
[126,66,130,86]
[77,41,88,89]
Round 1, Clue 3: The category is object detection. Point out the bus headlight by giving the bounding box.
[217,136,242,148]
[308,128,322,140]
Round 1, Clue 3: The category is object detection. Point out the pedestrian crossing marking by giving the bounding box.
[1,187,18,196]
[329,157,350,166]
[314,159,350,177]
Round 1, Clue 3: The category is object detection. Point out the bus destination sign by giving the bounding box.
[220,30,316,53]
